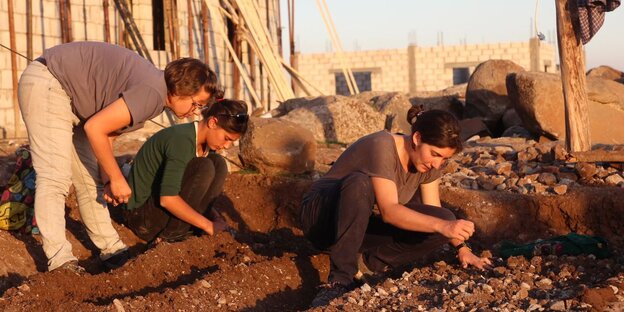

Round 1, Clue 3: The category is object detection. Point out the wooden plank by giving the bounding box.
[103,0,111,43]
[26,0,32,61]
[113,0,154,63]
[569,150,624,163]
[187,0,194,57]
[201,1,210,63]
[555,0,591,152]
[8,0,20,137]
[205,1,261,106]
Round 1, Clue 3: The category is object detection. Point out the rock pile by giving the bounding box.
[441,136,624,195]
[319,252,624,311]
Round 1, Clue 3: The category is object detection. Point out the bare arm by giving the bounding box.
[420,178,491,269]
[84,98,132,203]
[420,179,442,207]
[160,195,215,235]
[371,176,474,241]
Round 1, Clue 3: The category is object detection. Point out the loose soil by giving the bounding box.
[1,139,623,311]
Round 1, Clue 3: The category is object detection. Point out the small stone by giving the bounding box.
[200,280,211,288]
[527,303,542,311]
[537,172,557,186]
[113,299,125,312]
[361,283,372,292]
[347,297,357,304]
[218,297,227,305]
[550,300,566,311]
[482,284,494,294]
[17,284,30,292]
[605,173,624,186]
[552,184,568,195]
[377,287,388,296]
[390,286,399,293]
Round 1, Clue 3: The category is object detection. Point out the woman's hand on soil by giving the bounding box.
[458,248,492,270]
[439,219,475,241]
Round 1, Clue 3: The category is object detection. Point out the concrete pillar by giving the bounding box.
[529,37,541,71]
[408,45,417,94]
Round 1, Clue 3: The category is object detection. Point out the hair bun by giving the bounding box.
[406,104,425,125]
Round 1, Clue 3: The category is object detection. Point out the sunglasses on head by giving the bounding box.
[217,113,249,123]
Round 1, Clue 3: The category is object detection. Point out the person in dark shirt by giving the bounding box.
[301,106,491,307]
[124,99,249,244]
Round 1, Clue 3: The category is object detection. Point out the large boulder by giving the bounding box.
[355,92,413,134]
[280,96,385,144]
[465,60,526,132]
[586,66,624,81]
[271,95,347,117]
[409,95,464,120]
[239,117,316,175]
[507,71,624,144]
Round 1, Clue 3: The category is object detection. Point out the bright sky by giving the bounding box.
[282,0,624,71]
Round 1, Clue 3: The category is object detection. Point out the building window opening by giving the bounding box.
[452,67,470,85]
[335,72,372,95]
[152,0,165,51]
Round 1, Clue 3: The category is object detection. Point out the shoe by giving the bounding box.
[310,282,351,308]
[354,253,374,280]
[102,250,129,270]
[55,260,86,275]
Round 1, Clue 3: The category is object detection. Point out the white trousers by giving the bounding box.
[18,61,127,271]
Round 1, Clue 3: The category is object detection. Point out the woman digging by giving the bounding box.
[300,106,492,307]
[124,99,248,244]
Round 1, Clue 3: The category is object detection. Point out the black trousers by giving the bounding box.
[125,154,227,242]
[299,172,455,285]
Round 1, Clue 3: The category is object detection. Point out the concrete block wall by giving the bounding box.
[296,48,408,96]
[297,39,558,96]
[0,0,280,138]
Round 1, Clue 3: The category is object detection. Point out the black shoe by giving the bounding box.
[102,250,129,270]
[310,282,351,308]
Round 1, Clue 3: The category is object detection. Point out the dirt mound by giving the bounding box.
[2,136,624,310]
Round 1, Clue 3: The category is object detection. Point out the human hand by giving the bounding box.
[438,219,475,241]
[207,208,229,234]
[104,178,131,205]
[458,248,492,270]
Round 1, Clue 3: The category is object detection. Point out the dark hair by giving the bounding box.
[165,58,220,100]
[201,99,249,134]
[407,105,463,152]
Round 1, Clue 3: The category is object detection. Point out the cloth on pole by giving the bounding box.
[576,0,620,44]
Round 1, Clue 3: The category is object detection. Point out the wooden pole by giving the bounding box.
[555,0,591,152]
[103,0,111,43]
[172,0,181,58]
[66,0,73,42]
[287,0,296,92]
[247,41,257,105]
[8,0,20,137]
[201,1,210,63]
[26,0,33,62]
[165,0,177,58]
[233,28,242,99]
[187,0,194,57]
[59,0,67,43]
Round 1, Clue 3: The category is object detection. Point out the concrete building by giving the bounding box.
[294,38,557,96]
[0,0,281,138]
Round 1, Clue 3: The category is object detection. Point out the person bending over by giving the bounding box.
[17,41,220,272]
[300,106,492,307]
[124,99,249,243]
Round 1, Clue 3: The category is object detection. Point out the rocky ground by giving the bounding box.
[1,133,623,311]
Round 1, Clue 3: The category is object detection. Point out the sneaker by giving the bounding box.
[102,250,129,270]
[55,260,86,275]
[310,282,351,308]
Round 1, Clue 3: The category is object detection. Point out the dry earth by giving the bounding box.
[1,136,623,311]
